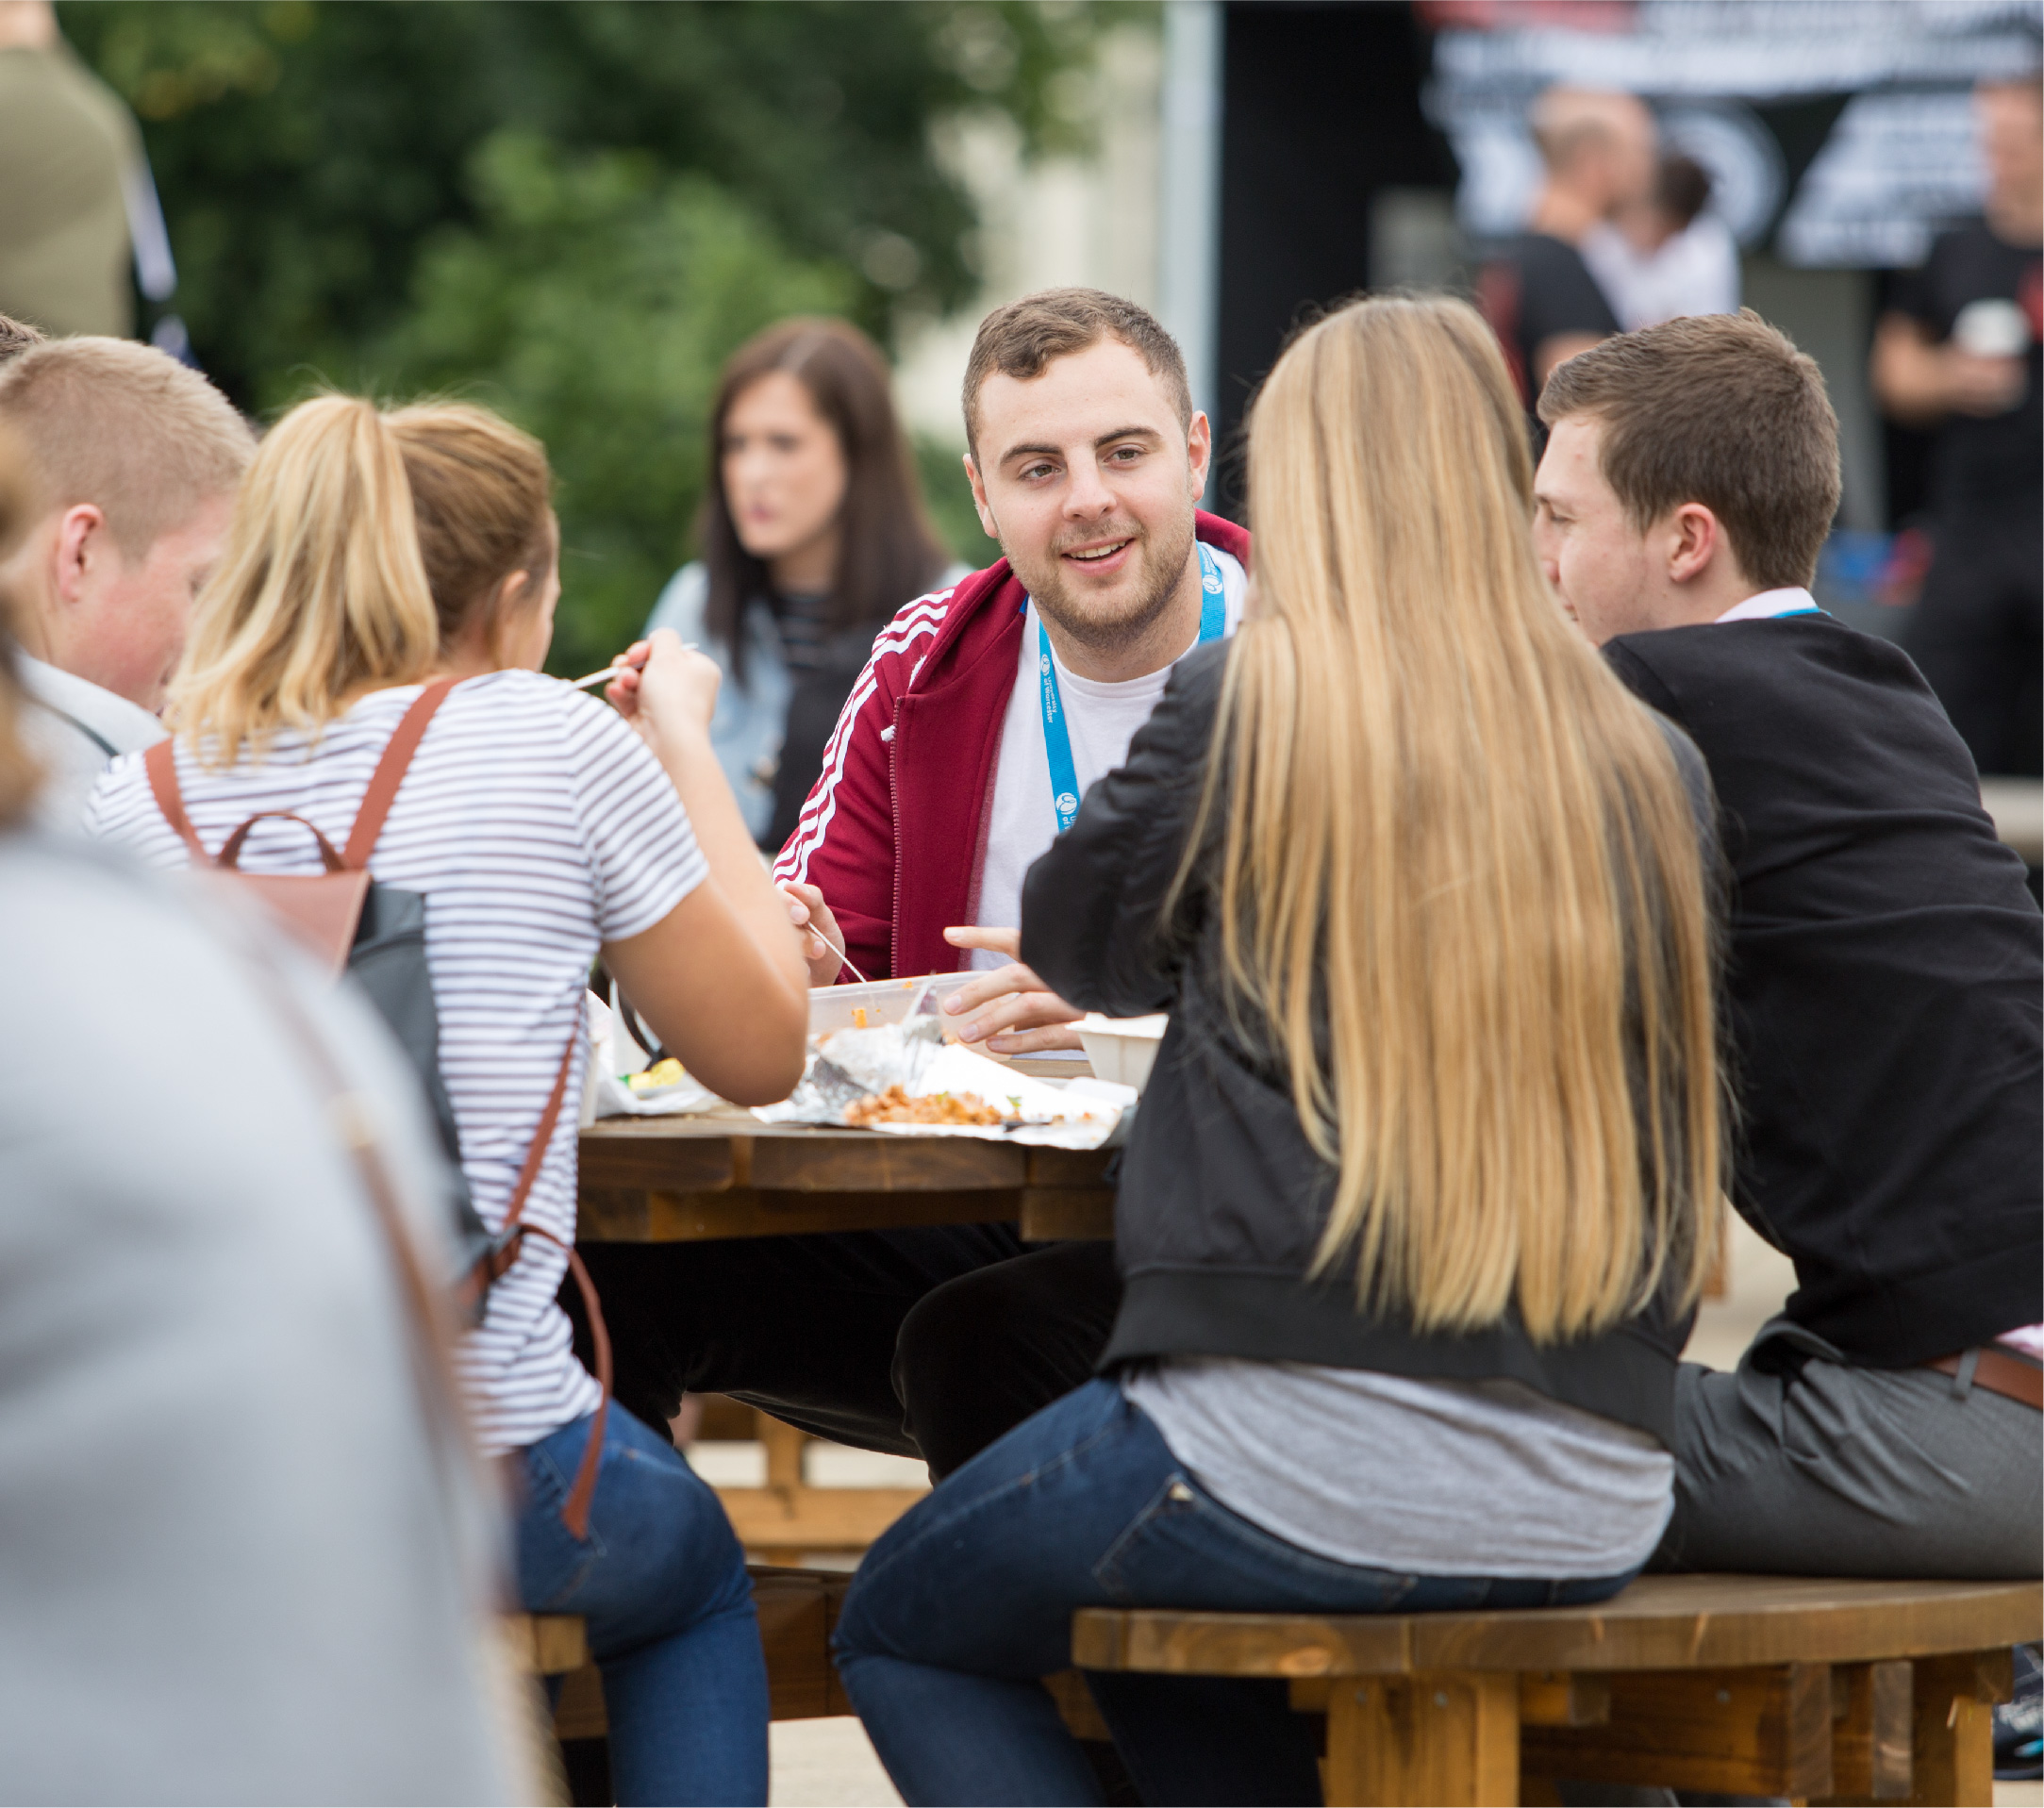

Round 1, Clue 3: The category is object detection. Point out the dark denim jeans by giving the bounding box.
[835,1378,1637,1806]
[515,1407,768,1805]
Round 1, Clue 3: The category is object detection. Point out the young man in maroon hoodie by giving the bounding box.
[581,290,1250,1477]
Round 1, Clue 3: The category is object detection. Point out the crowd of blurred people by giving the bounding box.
[1477,87,1743,416]
[0,22,2038,1808]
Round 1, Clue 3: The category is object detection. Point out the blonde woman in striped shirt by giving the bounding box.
[91,396,807,1806]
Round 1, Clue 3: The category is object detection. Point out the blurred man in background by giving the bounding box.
[1582,151,1742,330]
[1872,75,2043,779]
[0,336,251,826]
[1478,87,1653,409]
[0,0,147,339]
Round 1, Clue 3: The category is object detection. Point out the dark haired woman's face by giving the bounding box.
[721,373,849,580]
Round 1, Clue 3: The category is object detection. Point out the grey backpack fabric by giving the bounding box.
[342,883,493,1306]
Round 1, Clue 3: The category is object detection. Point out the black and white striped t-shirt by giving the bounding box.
[87,671,706,1455]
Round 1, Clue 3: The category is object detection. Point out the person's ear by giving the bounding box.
[481,566,534,666]
[964,452,999,540]
[1186,411,1212,505]
[495,566,532,613]
[53,505,108,606]
[1664,503,1721,587]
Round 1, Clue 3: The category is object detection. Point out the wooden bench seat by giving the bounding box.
[507,1572,2038,1804]
[1072,1573,2041,1805]
[505,1564,854,1749]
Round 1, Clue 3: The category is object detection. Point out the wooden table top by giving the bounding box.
[577,1113,1117,1243]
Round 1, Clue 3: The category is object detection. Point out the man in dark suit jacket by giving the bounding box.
[1531,309,2040,1578]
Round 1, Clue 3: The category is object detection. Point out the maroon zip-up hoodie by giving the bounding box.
[773,510,1251,981]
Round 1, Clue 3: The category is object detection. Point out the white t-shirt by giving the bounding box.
[86,672,706,1456]
[1579,215,1740,332]
[972,547,1247,970]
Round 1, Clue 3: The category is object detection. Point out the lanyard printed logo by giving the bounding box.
[1039,541,1227,836]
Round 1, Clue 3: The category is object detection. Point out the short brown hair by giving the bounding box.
[962,288,1190,455]
[1537,311,1840,590]
[0,313,45,369]
[0,337,253,559]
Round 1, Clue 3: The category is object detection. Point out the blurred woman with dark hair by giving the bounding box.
[646,317,965,850]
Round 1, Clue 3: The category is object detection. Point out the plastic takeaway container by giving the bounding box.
[1076,1013,1169,1094]
[808,972,976,1038]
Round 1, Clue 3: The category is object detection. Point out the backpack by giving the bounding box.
[143,677,610,1534]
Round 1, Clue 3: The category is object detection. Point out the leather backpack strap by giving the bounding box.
[219,811,348,872]
[558,1245,611,1539]
[144,739,208,862]
[492,1032,578,1252]
[480,1028,605,1537]
[517,1230,610,1539]
[344,676,459,870]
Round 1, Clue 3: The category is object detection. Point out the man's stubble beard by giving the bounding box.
[1012,506,1198,661]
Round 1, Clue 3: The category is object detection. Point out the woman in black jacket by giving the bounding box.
[832,295,1724,1807]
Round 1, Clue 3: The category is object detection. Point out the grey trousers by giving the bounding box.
[1653,1319,2042,1578]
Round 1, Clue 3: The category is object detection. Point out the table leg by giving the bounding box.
[1323,1670,1520,1806]
[754,1410,810,1567]
[1908,1650,2012,1808]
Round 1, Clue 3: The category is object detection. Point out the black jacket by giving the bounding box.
[1022,642,1707,1446]
[1604,616,2042,1366]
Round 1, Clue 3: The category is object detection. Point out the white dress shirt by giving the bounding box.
[1715,587,1821,624]
[15,655,166,832]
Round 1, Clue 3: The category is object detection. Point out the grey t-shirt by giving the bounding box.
[0,832,514,1803]
[1124,1358,1673,1579]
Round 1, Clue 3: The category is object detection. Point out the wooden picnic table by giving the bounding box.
[577,1113,1117,1245]
[575,1114,1117,1557]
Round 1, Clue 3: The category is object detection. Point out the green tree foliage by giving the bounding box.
[57,0,1124,664]
[378,133,856,673]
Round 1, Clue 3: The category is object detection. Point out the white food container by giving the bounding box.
[1076,1013,1169,1094]
[808,972,975,1038]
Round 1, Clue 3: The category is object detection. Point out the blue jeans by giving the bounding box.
[835,1378,1637,1806]
[515,1407,767,1805]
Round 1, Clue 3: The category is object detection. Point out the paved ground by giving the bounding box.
[767,1716,2041,1807]
[1682,1208,1799,1370]
[770,1717,903,1806]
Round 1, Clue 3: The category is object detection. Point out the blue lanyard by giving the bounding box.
[1039,540,1227,835]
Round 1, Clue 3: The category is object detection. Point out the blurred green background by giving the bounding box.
[58,1,1135,672]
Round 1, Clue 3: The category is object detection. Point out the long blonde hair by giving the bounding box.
[1192,295,1721,1343]
[168,394,552,763]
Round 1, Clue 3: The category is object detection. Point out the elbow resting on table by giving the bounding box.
[680,990,809,1106]
[708,1042,809,1108]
